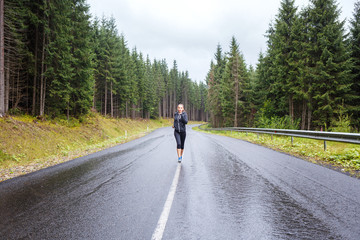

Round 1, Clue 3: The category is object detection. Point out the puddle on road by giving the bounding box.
[207,147,341,240]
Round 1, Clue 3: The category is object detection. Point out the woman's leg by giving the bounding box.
[180,132,186,156]
[174,131,182,158]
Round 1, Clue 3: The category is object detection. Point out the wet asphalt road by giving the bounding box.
[1,126,360,240]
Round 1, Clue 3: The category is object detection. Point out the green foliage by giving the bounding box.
[8,108,25,116]
[349,1,360,128]
[256,108,300,129]
[329,149,360,169]
[330,105,352,133]
[0,150,15,163]
[206,44,226,127]
[207,37,250,127]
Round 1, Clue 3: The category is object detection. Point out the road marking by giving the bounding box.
[151,163,182,240]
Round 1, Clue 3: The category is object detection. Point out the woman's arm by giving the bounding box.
[181,112,188,124]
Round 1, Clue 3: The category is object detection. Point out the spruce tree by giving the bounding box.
[46,0,74,118]
[68,0,94,116]
[272,0,299,121]
[307,0,352,129]
[220,36,248,127]
[2,0,31,114]
[291,9,313,129]
[349,1,360,129]
[206,44,225,127]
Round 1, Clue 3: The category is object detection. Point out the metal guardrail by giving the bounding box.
[198,125,360,150]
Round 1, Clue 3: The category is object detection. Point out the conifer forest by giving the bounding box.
[0,0,360,131]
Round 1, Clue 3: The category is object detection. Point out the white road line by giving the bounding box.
[151,163,182,240]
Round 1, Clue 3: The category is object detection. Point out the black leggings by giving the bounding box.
[174,130,186,149]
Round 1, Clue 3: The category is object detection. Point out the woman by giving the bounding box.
[173,104,188,163]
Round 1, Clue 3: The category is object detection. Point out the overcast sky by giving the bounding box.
[86,0,355,82]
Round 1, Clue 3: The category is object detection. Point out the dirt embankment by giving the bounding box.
[0,114,172,182]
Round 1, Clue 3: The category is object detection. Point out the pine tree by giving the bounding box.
[159,59,169,118]
[169,60,179,115]
[3,0,33,115]
[46,0,75,118]
[272,0,299,121]
[94,17,118,116]
[260,21,288,118]
[153,59,165,118]
[220,36,248,127]
[1,0,206,120]
[307,0,352,129]
[142,56,154,118]
[206,44,225,127]
[68,0,94,116]
[199,81,208,121]
[349,1,360,129]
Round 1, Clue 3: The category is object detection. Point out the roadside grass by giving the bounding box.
[194,125,360,178]
[0,113,178,181]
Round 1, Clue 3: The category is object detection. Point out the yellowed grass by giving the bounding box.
[0,114,172,170]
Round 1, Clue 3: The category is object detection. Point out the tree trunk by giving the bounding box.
[67,101,70,120]
[40,68,47,116]
[163,93,166,118]
[92,81,96,109]
[307,105,312,130]
[289,95,294,123]
[32,25,39,115]
[234,65,239,127]
[39,28,46,116]
[125,100,128,118]
[15,68,20,108]
[110,81,113,117]
[0,0,5,116]
[169,91,172,115]
[131,103,135,119]
[173,89,176,113]
[158,101,161,118]
[104,79,107,115]
[5,55,9,112]
[301,99,306,130]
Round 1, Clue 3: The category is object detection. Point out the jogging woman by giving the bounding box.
[173,104,188,163]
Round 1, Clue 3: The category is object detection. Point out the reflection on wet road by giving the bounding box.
[1,126,360,239]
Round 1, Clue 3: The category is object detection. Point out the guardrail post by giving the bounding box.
[291,136,294,145]
[271,134,273,140]
[324,140,327,151]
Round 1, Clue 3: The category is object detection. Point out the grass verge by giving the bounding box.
[0,113,175,182]
[194,125,360,178]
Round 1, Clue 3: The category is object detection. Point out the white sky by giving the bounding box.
[86,0,355,82]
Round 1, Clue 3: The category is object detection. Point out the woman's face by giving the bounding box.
[177,104,184,113]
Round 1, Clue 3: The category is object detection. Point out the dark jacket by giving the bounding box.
[174,111,188,132]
